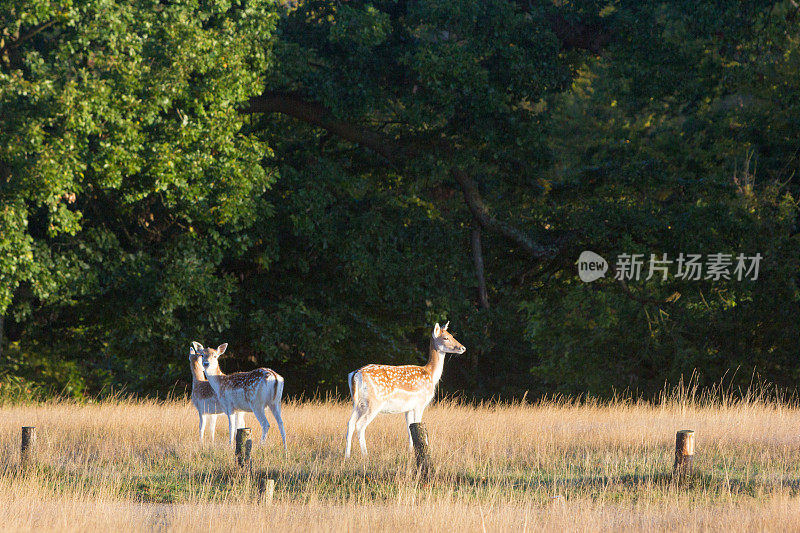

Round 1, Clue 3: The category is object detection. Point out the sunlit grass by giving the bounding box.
[1,389,799,531]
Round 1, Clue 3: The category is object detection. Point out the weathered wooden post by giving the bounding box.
[259,478,275,503]
[21,426,36,467]
[409,422,432,481]
[673,429,695,481]
[235,427,252,469]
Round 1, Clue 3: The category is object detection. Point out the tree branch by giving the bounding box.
[453,169,557,258]
[1,20,56,66]
[244,93,408,163]
[471,226,490,309]
[243,92,562,260]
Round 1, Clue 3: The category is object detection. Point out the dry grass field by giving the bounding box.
[1,390,800,532]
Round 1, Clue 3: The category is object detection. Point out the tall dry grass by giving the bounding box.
[1,390,799,531]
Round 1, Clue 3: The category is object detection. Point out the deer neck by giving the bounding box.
[424,339,446,384]
[190,364,206,386]
[190,364,208,393]
[203,366,226,395]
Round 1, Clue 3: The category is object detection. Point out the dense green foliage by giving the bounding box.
[1,0,798,399]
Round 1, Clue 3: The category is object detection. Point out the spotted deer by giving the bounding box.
[193,342,287,450]
[344,322,466,458]
[189,346,244,442]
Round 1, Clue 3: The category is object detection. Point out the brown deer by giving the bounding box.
[189,346,242,442]
[344,322,466,457]
[193,342,287,450]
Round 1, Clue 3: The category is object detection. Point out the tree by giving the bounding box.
[1,0,278,393]
[1,0,798,399]
[244,0,800,395]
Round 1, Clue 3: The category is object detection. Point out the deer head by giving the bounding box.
[189,345,206,377]
[432,322,466,354]
[192,341,228,376]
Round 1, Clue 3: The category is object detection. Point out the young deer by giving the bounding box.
[193,342,287,450]
[344,322,466,458]
[188,346,243,442]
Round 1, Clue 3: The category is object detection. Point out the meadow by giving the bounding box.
[1,389,799,532]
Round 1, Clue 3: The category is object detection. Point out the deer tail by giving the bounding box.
[273,372,284,405]
[265,369,283,405]
[348,370,358,406]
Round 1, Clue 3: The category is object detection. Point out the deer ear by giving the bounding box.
[191,341,204,353]
[217,343,228,356]
[443,321,450,331]
[433,323,441,337]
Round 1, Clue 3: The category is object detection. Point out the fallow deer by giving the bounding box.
[193,342,287,450]
[344,322,466,457]
[188,346,243,442]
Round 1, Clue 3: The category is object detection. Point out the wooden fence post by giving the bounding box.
[235,427,252,470]
[673,429,695,481]
[259,478,275,503]
[409,422,432,481]
[21,426,36,467]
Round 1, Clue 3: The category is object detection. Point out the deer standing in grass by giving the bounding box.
[189,346,243,442]
[193,342,287,450]
[344,322,466,458]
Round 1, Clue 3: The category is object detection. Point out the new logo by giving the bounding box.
[577,251,608,283]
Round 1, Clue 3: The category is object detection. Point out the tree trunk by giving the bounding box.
[469,226,490,387]
[470,226,490,310]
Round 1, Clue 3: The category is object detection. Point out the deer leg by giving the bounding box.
[208,414,218,442]
[198,411,207,442]
[405,411,414,449]
[268,402,287,452]
[356,406,381,456]
[344,407,360,458]
[413,405,425,423]
[227,412,237,446]
[236,411,245,429]
[253,406,271,444]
